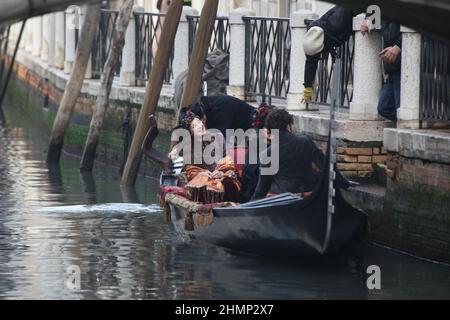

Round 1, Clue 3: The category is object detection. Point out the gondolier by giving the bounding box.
[251,109,351,200]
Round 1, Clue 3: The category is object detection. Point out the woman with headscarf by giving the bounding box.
[169,109,241,204]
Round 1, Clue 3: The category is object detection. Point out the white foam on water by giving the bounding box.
[36,203,162,214]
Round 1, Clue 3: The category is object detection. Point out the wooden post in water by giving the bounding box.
[179,0,219,108]
[46,3,101,164]
[79,0,134,171]
[120,0,184,186]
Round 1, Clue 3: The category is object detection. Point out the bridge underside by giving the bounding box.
[328,0,450,41]
[0,0,100,27]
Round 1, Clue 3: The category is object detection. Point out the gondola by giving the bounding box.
[145,121,368,258]
[156,144,368,258]
[145,46,368,258]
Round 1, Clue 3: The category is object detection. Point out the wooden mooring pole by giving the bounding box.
[79,0,134,171]
[180,0,219,108]
[46,3,101,164]
[120,0,219,186]
[0,22,26,109]
[120,0,184,186]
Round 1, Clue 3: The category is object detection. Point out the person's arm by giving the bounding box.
[251,171,274,200]
[394,29,402,49]
[251,145,275,200]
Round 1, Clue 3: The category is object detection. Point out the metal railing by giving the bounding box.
[420,35,450,122]
[91,9,120,78]
[313,34,355,109]
[187,15,230,58]
[244,16,290,103]
[134,12,173,85]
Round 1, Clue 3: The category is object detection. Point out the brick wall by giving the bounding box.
[370,152,450,263]
[309,133,387,179]
[386,154,450,191]
[337,147,387,178]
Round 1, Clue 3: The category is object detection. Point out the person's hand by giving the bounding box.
[379,45,401,64]
[164,158,174,173]
[262,128,271,141]
[360,19,373,35]
[301,87,313,103]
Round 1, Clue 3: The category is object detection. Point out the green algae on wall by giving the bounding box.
[5,74,172,177]
[380,180,450,262]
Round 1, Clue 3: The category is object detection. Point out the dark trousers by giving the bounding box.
[378,71,401,122]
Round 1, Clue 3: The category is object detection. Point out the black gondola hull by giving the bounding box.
[168,191,368,258]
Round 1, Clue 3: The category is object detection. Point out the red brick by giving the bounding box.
[372,155,387,164]
[337,163,373,171]
[337,155,358,163]
[358,156,372,163]
[344,147,373,156]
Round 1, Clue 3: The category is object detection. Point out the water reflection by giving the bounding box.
[0,107,5,127]
[120,185,140,204]
[79,170,96,204]
[0,100,450,299]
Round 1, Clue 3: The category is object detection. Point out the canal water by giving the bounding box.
[1,102,450,300]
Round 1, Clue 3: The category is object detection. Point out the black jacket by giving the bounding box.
[252,131,349,200]
[381,21,402,74]
[304,6,354,88]
[200,95,255,137]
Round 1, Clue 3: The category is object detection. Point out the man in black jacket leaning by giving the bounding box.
[302,6,355,102]
[251,109,351,200]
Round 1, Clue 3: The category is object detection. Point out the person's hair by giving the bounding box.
[188,102,205,119]
[265,109,294,131]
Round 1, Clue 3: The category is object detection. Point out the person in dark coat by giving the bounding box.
[179,97,274,203]
[181,95,256,137]
[361,19,402,122]
[302,6,355,102]
[251,109,350,200]
[238,103,274,203]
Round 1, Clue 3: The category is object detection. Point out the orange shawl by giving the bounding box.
[185,156,241,203]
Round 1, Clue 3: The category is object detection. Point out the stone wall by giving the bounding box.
[377,156,450,262]
[371,128,450,263]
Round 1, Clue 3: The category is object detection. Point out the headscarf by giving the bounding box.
[253,102,275,129]
[177,110,198,131]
